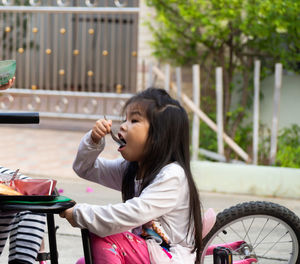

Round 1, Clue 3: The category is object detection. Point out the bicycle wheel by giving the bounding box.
[200,201,300,264]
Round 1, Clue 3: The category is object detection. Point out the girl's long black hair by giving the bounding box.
[121,88,202,262]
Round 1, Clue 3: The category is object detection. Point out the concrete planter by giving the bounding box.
[191,161,300,199]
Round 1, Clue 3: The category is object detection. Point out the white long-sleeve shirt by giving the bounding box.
[72,131,196,263]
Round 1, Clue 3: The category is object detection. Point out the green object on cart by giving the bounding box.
[3,195,72,204]
[0,60,16,85]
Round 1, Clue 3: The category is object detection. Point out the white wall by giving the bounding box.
[260,73,300,130]
[192,160,300,199]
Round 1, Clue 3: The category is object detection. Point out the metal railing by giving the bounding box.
[0,0,139,119]
[1,88,133,120]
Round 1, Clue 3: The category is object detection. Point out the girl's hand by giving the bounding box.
[0,77,15,90]
[59,207,77,227]
[91,118,112,144]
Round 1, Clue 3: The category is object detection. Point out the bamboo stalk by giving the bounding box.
[164,64,170,92]
[192,64,200,160]
[253,60,261,164]
[175,67,182,103]
[269,63,282,165]
[216,67,224,156]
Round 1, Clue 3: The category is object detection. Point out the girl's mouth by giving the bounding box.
[117,133,126,150]
[110,130,126,148]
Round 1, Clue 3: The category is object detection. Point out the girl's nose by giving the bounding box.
[120,122,127,131]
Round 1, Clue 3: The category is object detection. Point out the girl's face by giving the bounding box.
[118,104,150,163]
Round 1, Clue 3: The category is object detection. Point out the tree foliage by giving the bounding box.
[146,0,300,161]
[146,0,300,68]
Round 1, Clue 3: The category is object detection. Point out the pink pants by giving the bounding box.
[76,231,150,264]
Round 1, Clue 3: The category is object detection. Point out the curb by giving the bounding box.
[191,161,300,199]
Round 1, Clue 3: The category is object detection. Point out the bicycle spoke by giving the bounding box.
[228,225,244,241]
[252,218,268,246]
[253,222,280,249]
[241,218,254,250]
[252,255,289,262]
[261,231,291,257]
[252,240,292,245]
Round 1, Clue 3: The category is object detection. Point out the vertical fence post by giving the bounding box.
[175,67,182,103]
[269,63,283,165]
[141,60,146,91]
[253,60,261,165]
[164,64,170,92]
[192,64,200,160]
[147,61,153,89]
[216,67,224,156]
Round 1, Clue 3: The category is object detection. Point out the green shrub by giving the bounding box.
[258,124,300,168]
[275,125,300,168]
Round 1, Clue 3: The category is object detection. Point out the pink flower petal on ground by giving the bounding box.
[86,187,94,193]
[58,188,64,194]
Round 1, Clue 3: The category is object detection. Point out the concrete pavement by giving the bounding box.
[0,118,122,180]
[1,119,300,263]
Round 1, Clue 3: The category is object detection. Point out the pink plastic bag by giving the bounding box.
[13,179,57,195]
[146,239,172,264]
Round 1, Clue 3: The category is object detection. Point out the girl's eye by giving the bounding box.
[132,119,138,123]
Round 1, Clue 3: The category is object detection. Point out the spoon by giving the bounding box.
[104,116,124,146]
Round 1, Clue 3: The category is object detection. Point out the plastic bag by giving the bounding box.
[13,179,57,195]
[146,239,172,264]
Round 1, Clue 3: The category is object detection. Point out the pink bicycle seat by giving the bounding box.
[202,208,216,238]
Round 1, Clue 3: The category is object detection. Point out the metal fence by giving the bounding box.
[151,62,285,165]
[0,0,139,119]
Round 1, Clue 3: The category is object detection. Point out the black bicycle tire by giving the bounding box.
[201,201,300,264]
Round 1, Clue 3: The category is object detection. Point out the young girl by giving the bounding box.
[60,88,203,263]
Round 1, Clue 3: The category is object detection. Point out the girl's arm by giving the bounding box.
[71,163,187,238]
[73,130,127,191]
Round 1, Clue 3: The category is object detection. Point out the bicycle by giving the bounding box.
[201,201,300,264]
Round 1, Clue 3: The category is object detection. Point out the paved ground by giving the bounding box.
[1,118,300,263]
[0,118,121,180]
